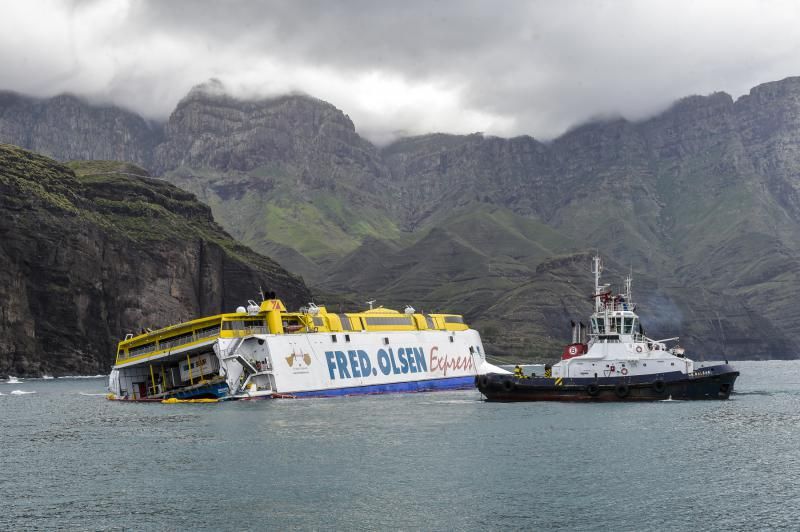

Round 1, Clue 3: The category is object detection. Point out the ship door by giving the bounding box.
[135,382,147,399]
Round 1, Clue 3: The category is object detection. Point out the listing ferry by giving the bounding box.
[476,256,739,401]
[107,298,503,401]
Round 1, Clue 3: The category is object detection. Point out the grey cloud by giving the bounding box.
[2,0,800,143]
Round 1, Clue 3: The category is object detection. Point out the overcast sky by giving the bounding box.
[2,0,800,143]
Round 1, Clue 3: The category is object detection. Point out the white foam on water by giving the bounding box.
[58,375,106,379]
[42,375,54,380]
[79,392,108,397]
[10,390,36,395]
[4,376,22,384]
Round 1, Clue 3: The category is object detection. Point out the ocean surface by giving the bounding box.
[2,361,799,531]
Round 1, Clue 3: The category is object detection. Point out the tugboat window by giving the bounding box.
[623,317,634,334]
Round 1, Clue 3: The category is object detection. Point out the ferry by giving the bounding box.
[107,297,503,401]
[476,256,739,401]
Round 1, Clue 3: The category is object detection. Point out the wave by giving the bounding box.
[42,375,54,380]
[58,375,106,379]
[10,390,36,395]
[79,392,108,397]
[3,376,22,384]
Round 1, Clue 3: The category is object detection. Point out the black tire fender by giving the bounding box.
[502,378,516,392]
[615,383,630,398]
[478,375,489,389]
[653,380,666,394]
[587,383,600,397]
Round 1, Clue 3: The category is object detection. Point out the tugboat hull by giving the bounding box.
[477,364,739,402]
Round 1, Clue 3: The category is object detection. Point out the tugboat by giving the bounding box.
[477,256,739,401]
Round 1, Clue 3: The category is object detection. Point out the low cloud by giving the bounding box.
[2,0,800,143]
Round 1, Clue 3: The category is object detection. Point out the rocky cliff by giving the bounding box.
[0,145,310,376]
[0,91,161,169]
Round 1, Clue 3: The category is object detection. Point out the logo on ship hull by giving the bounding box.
[285,350,312,374]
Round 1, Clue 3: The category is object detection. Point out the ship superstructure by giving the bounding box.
[108,299,502,401]
[551,255,692,380]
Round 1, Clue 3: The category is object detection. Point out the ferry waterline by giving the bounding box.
[108,299,505,401]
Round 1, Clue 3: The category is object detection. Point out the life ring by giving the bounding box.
[568,345,578,355]
[635,346,643,353]
[653,380,666,394]
[587,383,600,397]
[502,379,516,392]
[620,368,628,376]
[615,384,630,398]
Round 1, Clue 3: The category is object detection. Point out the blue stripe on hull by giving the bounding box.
[283,376,475,398]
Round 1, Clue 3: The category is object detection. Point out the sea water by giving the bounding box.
[1,361,799,530]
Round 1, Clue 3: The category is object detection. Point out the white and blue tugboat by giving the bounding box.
[477,256,739,401]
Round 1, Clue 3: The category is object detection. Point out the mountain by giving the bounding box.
[0,91,161,168]
[154,80,400,279]
[0,144,310,376]
[4,76,800,360]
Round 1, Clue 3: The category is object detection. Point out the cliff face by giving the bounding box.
[0,91,161,169]
[0,146,310,376]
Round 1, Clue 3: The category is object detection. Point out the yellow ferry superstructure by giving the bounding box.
[107,299,505,400]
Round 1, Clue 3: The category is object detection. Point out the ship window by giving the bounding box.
[426,316,436,329]
[449,336,454,343]
[366,316,414,326]
[160,332,194,350]
[623,317,634,334]
[196,325,221,339]
[338,314,352,331]
[313,317,325,327]
[444,315,464,324]
[331,335,337,343]
[129,342,156,357]
[469,346,474,354]
[596,318,605,334]
[345,334,350,342]
[383,337,389,345]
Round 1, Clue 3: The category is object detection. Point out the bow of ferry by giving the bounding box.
[108,299,505,401]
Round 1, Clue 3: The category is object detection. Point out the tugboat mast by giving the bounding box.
[592,255,603,313]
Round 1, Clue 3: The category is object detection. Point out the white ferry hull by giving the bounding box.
[110,328,505,401]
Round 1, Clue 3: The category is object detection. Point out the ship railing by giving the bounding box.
[119,325,222,362]
[196,326,221,339]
